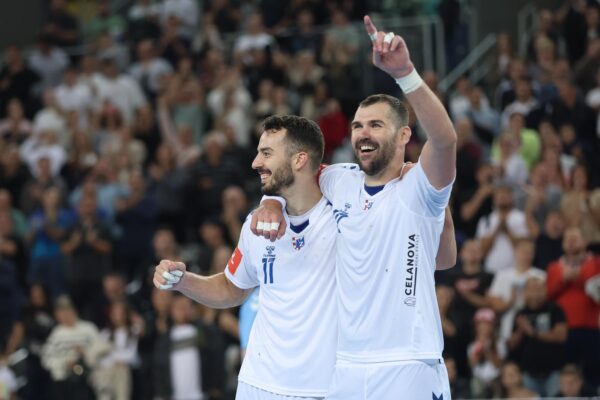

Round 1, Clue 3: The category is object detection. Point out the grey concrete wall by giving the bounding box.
[0,0,45,48]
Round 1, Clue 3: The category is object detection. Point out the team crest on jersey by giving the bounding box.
[291,236,305,250]
[333,203,352,232]
[363,199,373,210]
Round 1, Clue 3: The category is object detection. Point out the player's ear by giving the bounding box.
[396,126,412,148]
[293,152,309,171]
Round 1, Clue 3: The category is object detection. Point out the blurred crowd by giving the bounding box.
[0,0,598,399]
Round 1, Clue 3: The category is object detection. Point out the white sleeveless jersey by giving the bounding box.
[320,162,452,363]
[225,197,337,397]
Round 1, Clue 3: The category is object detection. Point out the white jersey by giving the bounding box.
[225,197,337,397]
[320,162,452,363]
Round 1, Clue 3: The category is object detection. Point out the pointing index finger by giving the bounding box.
[363,15,377,36]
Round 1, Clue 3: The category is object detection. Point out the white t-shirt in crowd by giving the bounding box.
[170,324,203,400]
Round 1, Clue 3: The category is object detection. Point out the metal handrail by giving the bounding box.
[439,33,497,92]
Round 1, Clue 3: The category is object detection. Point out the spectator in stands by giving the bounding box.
[128,0,162,44]
[19,157,67,216]
[95,32,131,73]
[54,67,93,130]
[32,88,68,148]
[2,284,54,399]
[456,163,495,238]
[436,285,459,362]
[61,194,114,322]
[493,132,529,187]
[161,0,199,40]
[153,295,204,400]
[221,185,249,245]
[20,132,67,188]
[488,238,546,342]
[0,98,33,144]
[546,227,600,386]
[492,112,541,172]
[560,164,600,249]
[129,39,173,99]
[0,147,31,209]
[495,58,528,111]
[533,211,565,271]
[465,86,501,147]
[0,189,28,240]
[42,0,79,48]
[477,185,530,273]
[28,35,69,95]
[27,186,71,298]
[157,96,202,166]
[467,308,503,398]
[41,296,104,400]
[523,163,563,235]
[574,37,600,93]
[0,45,40,116]
[114,170,158,282]
[233,13,274,66]
[486,32,514,90]
[507,276,567,396]
[131,105,161,166]
[85,0,127,42]
[92,299,141,400]
[288,8,321,55]
[557,364,596,398]
[0,256,19,356]
[499,362,539,399]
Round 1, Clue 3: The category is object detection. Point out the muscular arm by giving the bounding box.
[154,261,251,309]
[436,207,457,270]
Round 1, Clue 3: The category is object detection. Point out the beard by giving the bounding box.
[355,133,398,176]
[260,162,295,196]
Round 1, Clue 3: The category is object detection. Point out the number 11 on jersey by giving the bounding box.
[262,257,275,284]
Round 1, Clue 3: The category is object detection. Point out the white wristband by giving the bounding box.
[395,69,423,94]
[261,195,286,209]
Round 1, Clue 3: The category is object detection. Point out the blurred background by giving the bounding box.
[0,0,598,399]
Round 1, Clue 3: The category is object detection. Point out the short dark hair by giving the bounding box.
[359,94,409,127]
[262,115,324,171]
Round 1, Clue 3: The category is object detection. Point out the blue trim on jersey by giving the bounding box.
[290,220,309,233]
[364,184,385,196]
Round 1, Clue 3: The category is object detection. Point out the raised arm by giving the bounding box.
[153,260,250,309]
[364,15,457,189]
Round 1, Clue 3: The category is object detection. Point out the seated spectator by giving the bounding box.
[507,276,567,397]
[465,86,501,146]
[127,0,162,44]
[27,186,72,298]
[0,98,32,145]
[233,13,274,65]
[41,296,106,400]
[91,299,141,400]
[499,362,539,399]
[19,130,68,182]
[287,9,320,55]
[488,239,546,342]
[533,211,565,271]
[476,185,530,273]
[28,35,69,94]
[161,0,199,40]
[491,112,541,171]
[19,157,67,215]
[0,146,31,209]
[546,227,600,386]
[287,51,325,96]
[95,32,131,73]
[0,45,39,116]
[468,308,503,398]
[557,364,597,398]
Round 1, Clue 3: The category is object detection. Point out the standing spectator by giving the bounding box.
[0,45,39,116]
[488,239,546,342]
[41,296,104,400]
[157,96,201,167]
[91,300,141,400]
[129,40,173,99]
[467,308,503,398]
[533,211,565,271]
[0,98,33,145]
[19,157,67,215]
[546,227,600,386]
[54,67,93,131]
[523,163,563,235]
[27,186,72,298]
[3,284,55,400]
[560,164,600,249]
[61,195,114,322]
[476,185,530,274]
[456,163,495,238]
[28,35,69,95]
[507,276,567,396]
[42,0,79,48]
[114,171,159,282]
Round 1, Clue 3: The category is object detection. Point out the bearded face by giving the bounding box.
[354,132,398,176]
[258,160,295,196]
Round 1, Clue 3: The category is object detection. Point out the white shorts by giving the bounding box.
[236,382,324,400]
[325,359,451,400]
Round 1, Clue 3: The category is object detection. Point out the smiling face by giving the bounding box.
[252,129,295,196]
[351,102,409,177]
